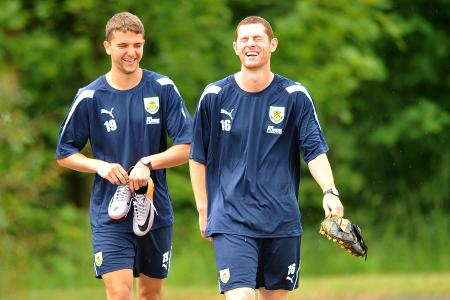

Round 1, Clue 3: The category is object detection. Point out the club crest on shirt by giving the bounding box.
[219,268,230,284]
[143,97,160,114]
[94,252,103,267]
[269,106,285,124]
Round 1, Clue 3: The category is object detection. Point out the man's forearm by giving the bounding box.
[189,159,208,213]
[57,152,104,174]
[307,153,336,192]
[143,144,190,170]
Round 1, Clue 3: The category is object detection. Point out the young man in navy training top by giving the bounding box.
[189,16,343,300]
[56,12,192,300]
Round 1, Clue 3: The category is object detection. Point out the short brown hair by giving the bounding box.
[105,12,144,41]
[235,16,274,41]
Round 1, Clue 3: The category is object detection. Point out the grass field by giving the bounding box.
[5,273,450,300]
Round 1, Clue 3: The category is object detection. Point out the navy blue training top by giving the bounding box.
[190,74,328,238]
[56,69,193,233]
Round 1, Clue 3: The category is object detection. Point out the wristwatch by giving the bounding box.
[139,157,153,171]
[323,187,339,197]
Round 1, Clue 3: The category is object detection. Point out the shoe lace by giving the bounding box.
[133,194,149,222]
[114,185,130,203]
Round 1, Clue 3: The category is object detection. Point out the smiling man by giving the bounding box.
[190,16,344,300]
[56,12,192,300]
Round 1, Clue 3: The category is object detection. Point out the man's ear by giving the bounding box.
[270,38,278,53]
[104,41,111,55]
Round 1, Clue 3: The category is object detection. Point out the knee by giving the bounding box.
[106,283,133,300]
[259,288,288,300]
[225,287,255,300]
[138,285,163,300]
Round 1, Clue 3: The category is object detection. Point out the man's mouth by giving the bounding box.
[245,51,259,57]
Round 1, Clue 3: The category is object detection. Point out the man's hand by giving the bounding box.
[128,160,151,192]
[323,193,344,217]
[96,162,129,185]
[198,208,212,242]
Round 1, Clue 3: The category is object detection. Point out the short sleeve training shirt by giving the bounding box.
[190,74,328,237]
[56,69,193,233]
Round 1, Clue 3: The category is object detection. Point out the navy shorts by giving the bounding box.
[92,226,172,279]
[213,234,301,293]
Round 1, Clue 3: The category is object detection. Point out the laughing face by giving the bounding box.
[233,23,278,70]
[104,30,145,75]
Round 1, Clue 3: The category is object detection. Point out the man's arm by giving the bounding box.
[57,153,128,185]
[188,159,211,241]
[128,144,190,191]
[145,144,191,170]
[307,153,344,217]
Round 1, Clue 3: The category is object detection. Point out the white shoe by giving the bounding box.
[132,179,157,236]
[108,184,132,220]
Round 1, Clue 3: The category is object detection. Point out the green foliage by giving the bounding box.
[0,0,448,290]
[274,0,387,123]
[145,0,235,107]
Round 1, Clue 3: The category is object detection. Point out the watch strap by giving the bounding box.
[140,158,153,171]
[323,188,339,197]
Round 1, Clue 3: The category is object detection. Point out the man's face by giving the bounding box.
[233,23,277,69]
[104,30,145,75]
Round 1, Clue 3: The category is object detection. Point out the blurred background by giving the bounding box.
[0,0,449,298]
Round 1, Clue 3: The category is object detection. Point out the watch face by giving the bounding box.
[141,157,150,165]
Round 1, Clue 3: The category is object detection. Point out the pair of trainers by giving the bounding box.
[108,178,157,236]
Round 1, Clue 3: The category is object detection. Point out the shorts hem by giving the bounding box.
[220,283,256,294]
[95,266,133,279]
[134,272,168,279]
[257,285,299,291]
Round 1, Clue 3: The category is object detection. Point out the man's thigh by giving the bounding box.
[102,269,134,299]
[213,234,260,293]
[213,234,301,293]
[92,230,136,278]
[257,236,301,291]
[135,225,173,278]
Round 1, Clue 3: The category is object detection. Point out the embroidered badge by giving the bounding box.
[219,268,230,284]
[269,106,285,124]
[94,252,103,267]
[143,97,160,114]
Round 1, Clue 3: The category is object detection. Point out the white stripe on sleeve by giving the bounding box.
[157,77,181,96]
[286,84,322,130]
[197,85,221,110]
[60,89,95,137]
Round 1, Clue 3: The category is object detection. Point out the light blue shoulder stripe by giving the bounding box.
[156,77,188,118]
[286,84,322,130]
[60,89,95,136]
[156,77,181,96]
[197,85,222,110]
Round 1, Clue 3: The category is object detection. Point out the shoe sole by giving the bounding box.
[319,229,363,257]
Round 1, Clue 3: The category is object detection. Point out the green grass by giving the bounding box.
[2,211,449,298]
[5,273,450,300]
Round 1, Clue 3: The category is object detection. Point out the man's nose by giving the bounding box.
[126,46,135,54]
[246,38,256,46]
